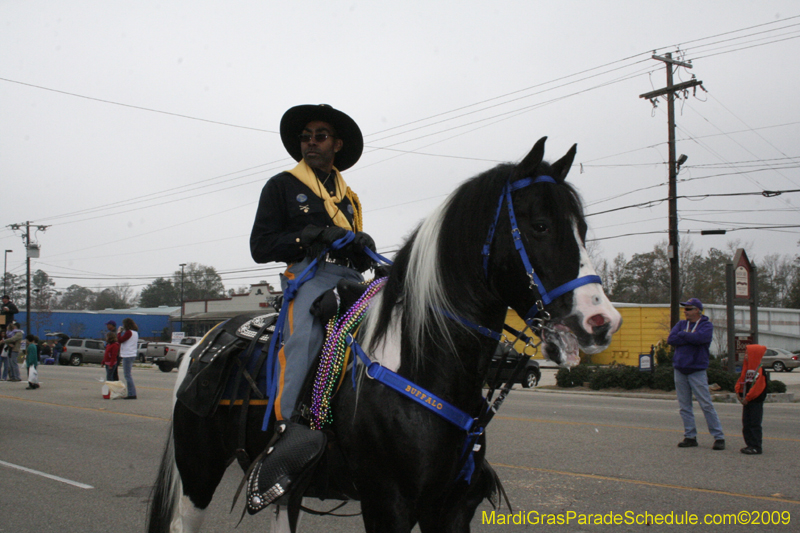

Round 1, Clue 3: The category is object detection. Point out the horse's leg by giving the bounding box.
[145,417,214,533]
[169,402,231,532]
[360,488,413,533]
[418,457,498,533]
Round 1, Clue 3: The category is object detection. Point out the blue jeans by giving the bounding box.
[674,369,724,440]
[0,355,8,379]
[7,352,21,381]
[122,357,136,397]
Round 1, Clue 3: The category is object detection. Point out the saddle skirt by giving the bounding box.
[175,276,385,423]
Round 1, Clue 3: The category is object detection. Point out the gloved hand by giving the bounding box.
[299,225,349,259]
[351,231,376,253]
[347,231,378,272]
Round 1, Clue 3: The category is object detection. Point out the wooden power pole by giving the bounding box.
[639,53,702,328]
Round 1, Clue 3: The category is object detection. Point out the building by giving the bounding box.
[15,306,179,341]
[176,282,279,336]
[507,303,800,366]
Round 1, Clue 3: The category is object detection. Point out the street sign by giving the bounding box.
[732,249,752,300]
[735,335,753,364]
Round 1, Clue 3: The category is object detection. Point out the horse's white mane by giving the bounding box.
[404,199,461,360]
[359,194,464,371]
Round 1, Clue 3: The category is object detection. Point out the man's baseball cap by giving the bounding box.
[680,298,703,311]
[105,320,117,328]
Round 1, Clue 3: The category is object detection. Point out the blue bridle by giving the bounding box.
[481,175,602,324]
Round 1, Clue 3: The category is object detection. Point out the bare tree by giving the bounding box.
[756,253,795,308]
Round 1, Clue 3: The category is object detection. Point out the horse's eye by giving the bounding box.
[532,223,549,234]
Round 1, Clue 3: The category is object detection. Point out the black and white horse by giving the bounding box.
[147,137,622,533]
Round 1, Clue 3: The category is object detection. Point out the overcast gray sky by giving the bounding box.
[2,1,799,298]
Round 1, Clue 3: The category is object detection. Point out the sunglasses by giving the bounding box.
[683,307,697,311]
[298,133,334,143]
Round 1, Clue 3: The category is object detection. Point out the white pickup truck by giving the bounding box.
[150,336,202,372]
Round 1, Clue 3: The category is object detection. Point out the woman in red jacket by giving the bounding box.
[735,344,768,455]
[102,332,119,382]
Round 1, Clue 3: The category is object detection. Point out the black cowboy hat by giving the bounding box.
[280,104,363,171]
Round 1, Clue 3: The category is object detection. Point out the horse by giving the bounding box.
[146,136,622,533]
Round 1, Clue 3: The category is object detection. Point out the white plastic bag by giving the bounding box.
[102,381,127,400]
[28,366,39,385]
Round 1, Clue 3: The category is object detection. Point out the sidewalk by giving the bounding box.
[527,368,798,402]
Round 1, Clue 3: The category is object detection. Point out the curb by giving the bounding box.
[529,387,676,401]
[711,392,796,404]
[524,387,798,403]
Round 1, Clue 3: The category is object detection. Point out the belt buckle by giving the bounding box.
[324,254,350,268]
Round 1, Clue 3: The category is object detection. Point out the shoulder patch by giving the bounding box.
[296,193,308,203]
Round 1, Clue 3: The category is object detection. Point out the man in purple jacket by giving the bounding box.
[667,298,725,450]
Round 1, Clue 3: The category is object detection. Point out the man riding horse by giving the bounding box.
[249,104,376,505]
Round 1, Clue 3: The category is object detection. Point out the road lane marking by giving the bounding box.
[0,394,170,421]
[0,460,94,489]
[34,376,174,391]
[491,462,800,505]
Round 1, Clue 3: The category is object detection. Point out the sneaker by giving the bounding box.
[678,438,698,447]
[740,446,762,455]
[712,439,725,451]
[123,395,137,400]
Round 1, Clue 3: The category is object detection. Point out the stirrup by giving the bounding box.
[246,422,326,514]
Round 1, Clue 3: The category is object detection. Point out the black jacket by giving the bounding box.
[1,300,18,326]
[250,171,357,265]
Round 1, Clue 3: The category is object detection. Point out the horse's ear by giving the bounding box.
[549,143,577,182]
[519,136,547,173]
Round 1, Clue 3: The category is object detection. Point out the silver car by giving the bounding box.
[761,347,799,373]
[59,338,106,366]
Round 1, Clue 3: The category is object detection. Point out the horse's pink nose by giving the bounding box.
[587,314,607,328]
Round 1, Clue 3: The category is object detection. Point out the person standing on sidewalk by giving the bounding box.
[105,321,120,380]
[667,298,725,450]
[117,318,139,399]
[735,344,767,455]
[0,322,24,382]
[1,295,19,332]
[25,334,39,389]
[102,331,120,383]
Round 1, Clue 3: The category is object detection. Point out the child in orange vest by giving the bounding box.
[735,344,767,455]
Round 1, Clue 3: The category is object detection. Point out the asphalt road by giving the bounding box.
[0,365,798,532]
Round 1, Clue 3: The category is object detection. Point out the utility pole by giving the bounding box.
[179,263,186,334]
[3,250,12,296]
[639,53,702,328]
[8,221,49,335]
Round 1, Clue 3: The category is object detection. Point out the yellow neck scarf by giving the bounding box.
[287,159,362,232]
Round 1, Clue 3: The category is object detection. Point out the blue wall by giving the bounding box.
[13,311,174,341]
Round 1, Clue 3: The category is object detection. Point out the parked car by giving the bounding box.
[59,338,106,366]
[152,336,202,372]
[762,347,799,372]
[137,341,149,363]
[487,347,541,388]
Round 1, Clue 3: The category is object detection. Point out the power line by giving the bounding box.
[0,76,276,133]
[653,14,800,51]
